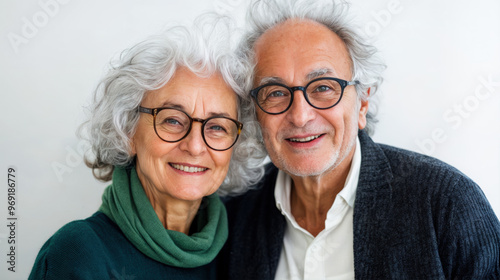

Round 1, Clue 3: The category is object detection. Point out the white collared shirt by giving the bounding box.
[274,137,361,280]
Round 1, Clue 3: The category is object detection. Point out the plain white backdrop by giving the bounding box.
[1,0,499,279]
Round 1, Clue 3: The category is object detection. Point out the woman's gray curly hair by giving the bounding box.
[80,14,267,196]
[238,0,386,135]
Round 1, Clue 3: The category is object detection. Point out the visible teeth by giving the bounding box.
[171,164,207,173]
[289,135,321,142]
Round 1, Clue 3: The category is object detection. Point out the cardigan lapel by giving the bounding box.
[353,130,395,278]
[259,164,286,279]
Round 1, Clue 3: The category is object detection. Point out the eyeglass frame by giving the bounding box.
[138,106,243,151]
[250,77,360,115]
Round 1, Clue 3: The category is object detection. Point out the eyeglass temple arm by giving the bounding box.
[347,80,360,86]
[138,107,154,115]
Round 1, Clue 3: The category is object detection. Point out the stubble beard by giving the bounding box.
[264,130,357,179]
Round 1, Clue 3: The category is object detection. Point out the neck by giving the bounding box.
[143,186,202,234]
[289,150,354,237]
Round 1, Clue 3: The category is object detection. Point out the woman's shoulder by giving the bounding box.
[29,212,122,279]
[45,212,117,251]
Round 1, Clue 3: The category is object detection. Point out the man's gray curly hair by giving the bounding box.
[238,0,386,135]
[80,14,267,196]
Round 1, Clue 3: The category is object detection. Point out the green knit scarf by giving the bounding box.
[98,165,228,268]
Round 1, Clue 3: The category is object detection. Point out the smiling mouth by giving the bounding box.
[170,163,208,173]
[287,134,323,143]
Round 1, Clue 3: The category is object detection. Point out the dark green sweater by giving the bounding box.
[29,212,216,280]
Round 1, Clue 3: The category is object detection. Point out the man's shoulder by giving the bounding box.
[364,140,488,208]
[376,142,468,181]
[358,130,475,190]
[357,141,500,279]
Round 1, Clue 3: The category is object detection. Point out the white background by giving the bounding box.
[1,0,499,279]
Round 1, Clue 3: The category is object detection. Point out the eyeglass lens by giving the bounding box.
[154,108,239,150]
[256,78,343,114]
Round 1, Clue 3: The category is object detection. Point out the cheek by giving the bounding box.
[257,113,280,140]
[320,106,358,143]
[212,150,233,171]
[132,119,155,154]
[339,99,362,127]
[323,108,347,130]
[256,110,267,127]
[135,131,175,164]
[143,144,167,161]
[208,151,233,190]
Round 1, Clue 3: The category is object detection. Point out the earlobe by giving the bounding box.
[358,102,368,129]
[358,88,370,129]
[130,137,137,156]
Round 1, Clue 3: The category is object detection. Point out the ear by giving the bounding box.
[130,135,137,156]
[358,88,370,130]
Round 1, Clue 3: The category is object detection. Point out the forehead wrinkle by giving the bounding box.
[257,68,337,87]
[194,95,236,119]
[254,18,353,89]
[160,99,233,119]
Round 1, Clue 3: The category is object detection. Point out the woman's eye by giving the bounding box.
[163,118,181,125]
[208,125,227,132]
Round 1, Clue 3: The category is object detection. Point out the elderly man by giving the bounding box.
[219,0,500,279]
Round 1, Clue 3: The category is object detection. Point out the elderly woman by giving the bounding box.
[29,16,265,279]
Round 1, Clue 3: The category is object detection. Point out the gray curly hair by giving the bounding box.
[238,0,386,135]
[80,14,267,196]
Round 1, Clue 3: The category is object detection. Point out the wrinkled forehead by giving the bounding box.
[253,19,353,85]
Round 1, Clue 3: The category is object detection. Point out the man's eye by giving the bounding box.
[315,85,331,92]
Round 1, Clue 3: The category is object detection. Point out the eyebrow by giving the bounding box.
[257,68,336,86]
[159,101,233,118]
[258,76,286,86]
[306,68,334,80]
[160,102,183,110]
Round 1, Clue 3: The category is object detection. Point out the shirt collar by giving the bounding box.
[340,136,361,208]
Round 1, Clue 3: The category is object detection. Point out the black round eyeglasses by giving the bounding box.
[250,77,359,115]
[138,106,243,151]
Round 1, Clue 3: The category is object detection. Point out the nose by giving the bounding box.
[178,122,207,156]
[285,90,316,127]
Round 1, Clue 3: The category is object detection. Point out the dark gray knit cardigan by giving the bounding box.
[219,130,500,279]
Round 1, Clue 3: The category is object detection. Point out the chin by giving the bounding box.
[275,150,341,177]
[174,191,210,202]
[284,162,338,177]
[173,185,218,202]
